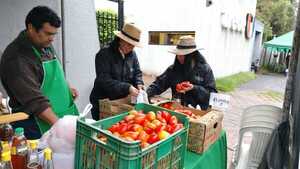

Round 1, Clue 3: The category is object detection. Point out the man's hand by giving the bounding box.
[70,87,79,100]
[129,85,139,97]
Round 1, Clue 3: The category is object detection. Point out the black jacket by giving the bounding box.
[146,51,217,110]
[90,39,144,103]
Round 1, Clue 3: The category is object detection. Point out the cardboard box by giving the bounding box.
[157,101,224,154]
[99,97,134,119]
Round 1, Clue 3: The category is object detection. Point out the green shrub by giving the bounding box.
[96,9,118,46]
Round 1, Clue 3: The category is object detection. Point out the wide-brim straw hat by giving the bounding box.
[169,35,203,55]
[114,23,142,47]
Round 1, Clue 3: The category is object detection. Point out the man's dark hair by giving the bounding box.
[25,6,61,31]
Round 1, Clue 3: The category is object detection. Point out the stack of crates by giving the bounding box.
[75,103,189,169]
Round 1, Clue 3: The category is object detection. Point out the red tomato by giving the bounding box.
[138,131,149,142]
[146,122,157,130]
[130,124,143,133]
[155,125,166,133]
[161,103,172,109]
[108,124,119,133]
[123,136,135,142]
[147,133,160,144]
[176,83,183,91]
[146,111,156,121]
[172,124,183,133]
[124,114,135,122]
[141,119,150,127]
[161,111,171,122]
[156,112,167,124]
[168,116,178,126]
[152,119,162,128]
[165,125,173,134]
[141,141,150,149]
[134,115,146,125]
[123,131,139,140]
[118,124,128,134]
[144,127,154,135]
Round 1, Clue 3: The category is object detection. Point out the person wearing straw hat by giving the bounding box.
[146,36,217,110]
[90,23,144,120]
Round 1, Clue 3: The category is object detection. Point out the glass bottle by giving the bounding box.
[0,151,13,169]
[11,127,28,169]
[42,148,54,169]
[0,123,13,143]
[27,140,42,169]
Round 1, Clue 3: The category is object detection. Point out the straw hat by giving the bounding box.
[114,23,142,47]
[169,36,202,55]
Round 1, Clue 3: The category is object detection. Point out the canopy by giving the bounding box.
[264,31,294,51]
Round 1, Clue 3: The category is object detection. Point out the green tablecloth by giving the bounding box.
[184,130,227,169]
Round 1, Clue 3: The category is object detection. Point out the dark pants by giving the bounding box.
[11,116,42,139]
[91,101,100,121]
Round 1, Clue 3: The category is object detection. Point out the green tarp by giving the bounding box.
[264,31,294,51]
[184,130,227,169]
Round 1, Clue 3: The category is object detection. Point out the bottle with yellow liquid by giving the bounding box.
[0,151,13,169]
[42,148,54,169]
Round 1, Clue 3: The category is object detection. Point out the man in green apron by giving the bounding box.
[0,6,79,139]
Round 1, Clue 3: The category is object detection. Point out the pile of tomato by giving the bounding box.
[176,81,192,92]
[107,109,183,149]
[174,109,198,119]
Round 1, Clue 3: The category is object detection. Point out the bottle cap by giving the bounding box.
[15,127,24,136]
[44,148,52,160]
[29,140,38,149]
[1,152,11,161]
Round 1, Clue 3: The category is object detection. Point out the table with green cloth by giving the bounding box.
[184,130,227,169]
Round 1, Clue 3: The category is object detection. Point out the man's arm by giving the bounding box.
[0,57,51,116]
[38,107,58,125]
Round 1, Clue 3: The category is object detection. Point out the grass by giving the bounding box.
[259,90,284,101]
[216,72,256,92]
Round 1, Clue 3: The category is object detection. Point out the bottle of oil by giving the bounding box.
[42,148,53,169]
[0,151,13,169]
[26,140,42,169]
[0,123,13,143]
[11,127,28,169]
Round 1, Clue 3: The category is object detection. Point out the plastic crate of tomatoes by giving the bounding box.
[74,103,189,169]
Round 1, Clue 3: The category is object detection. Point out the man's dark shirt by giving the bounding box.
[0,31,54,139]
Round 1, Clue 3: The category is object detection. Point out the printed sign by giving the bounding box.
[209,93,230,111]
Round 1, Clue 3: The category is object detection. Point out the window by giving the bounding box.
[149,31,195,45]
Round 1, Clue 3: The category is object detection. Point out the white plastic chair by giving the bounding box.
[231,105,283,169]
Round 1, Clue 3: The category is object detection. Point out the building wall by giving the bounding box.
[61,0,99,112]
[125,0,258,78]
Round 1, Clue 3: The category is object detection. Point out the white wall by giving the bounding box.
[63,0,99,112]
[125,0,257,78]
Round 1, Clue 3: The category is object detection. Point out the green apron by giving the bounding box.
[32,47,79,134]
